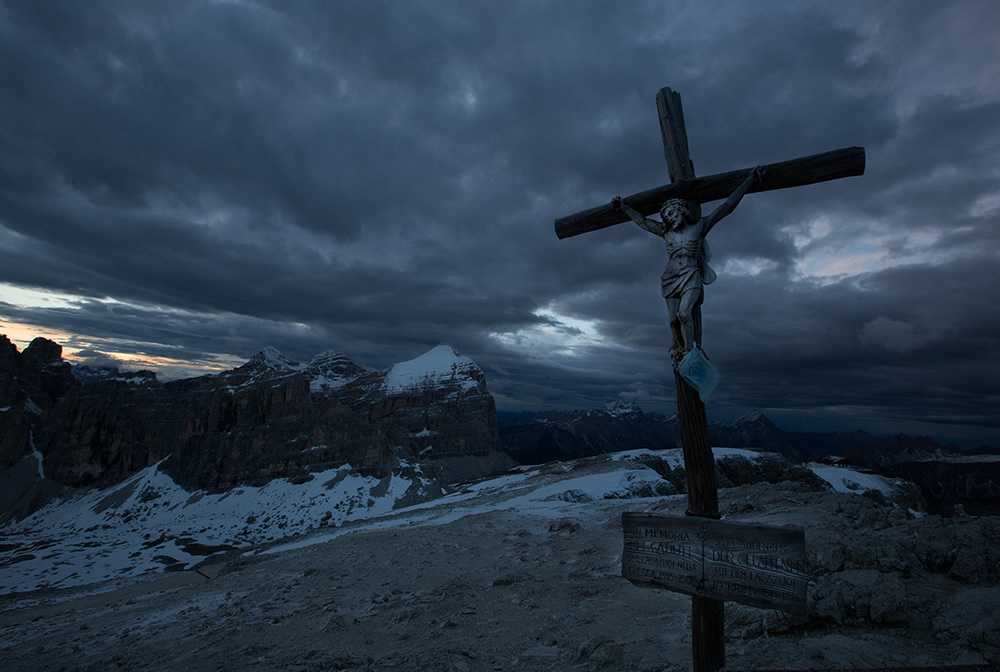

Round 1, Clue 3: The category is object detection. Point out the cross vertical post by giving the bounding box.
[655,87,725,672]
[553,85,864,672]
[656,88,694,182]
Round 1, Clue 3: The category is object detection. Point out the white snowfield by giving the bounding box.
[807,464,902,495]
[0,446,904,595]
[0,456,438,594]
[382,344,480,393]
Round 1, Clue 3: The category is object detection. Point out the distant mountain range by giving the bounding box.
[498,402,999,514]
[498,402,808,464]
[1,336,512,518]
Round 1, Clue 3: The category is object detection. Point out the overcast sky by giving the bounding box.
[1,0,998,446]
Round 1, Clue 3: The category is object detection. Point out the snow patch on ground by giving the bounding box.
[1,446,914,596]
[613,446,760,468]
[611,448,662,462]
[808,464,902,495]
[260,461,672,557]
[0,459,436,594]
[713,447,765,460]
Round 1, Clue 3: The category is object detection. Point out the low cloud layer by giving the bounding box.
[1,1,998,445]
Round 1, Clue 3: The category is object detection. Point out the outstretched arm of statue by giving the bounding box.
[612,196,663,236]
[703,166,763,235]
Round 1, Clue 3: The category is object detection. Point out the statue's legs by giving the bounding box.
[666,297,684,355]
[676,288,703,353]
[693,296,704,349]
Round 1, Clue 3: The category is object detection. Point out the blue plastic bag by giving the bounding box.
[676,347,718,402]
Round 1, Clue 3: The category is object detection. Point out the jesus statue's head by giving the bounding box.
[660,199,700,229]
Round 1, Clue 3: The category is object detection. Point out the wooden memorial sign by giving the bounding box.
[621,512,808,614]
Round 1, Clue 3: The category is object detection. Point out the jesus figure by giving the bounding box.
[613,166,762,360]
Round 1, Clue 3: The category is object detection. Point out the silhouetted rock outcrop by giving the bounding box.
[0,336,77,469]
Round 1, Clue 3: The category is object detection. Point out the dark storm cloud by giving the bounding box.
[1,0,998,445]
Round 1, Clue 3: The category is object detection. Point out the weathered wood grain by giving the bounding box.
[675,371,718,518]
[656,87,695,182]
[553,146,865,239]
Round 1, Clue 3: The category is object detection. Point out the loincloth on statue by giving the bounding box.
[661,266,703,299]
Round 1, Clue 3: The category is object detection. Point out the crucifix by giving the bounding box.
[554,87,864,672]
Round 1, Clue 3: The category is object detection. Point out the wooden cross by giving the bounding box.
[553,87,864,672]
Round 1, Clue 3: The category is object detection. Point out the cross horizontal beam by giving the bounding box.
[554,146,865,240]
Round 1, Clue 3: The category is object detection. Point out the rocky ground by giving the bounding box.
[1,454,999,671]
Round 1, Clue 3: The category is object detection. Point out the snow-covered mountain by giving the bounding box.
[0,337,513,500]
[383,345,482,393]
[206,346,367,394]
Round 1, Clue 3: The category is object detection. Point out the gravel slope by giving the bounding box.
[1,454,998,671]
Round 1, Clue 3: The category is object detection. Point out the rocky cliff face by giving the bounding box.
[0,336,77,470]
[0,338,513,493]
[42,370,176,487]
[164,345,512,490]
[843,435,1000,515]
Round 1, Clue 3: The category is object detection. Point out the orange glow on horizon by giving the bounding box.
[1,321,77,353]
[1,319,241,380]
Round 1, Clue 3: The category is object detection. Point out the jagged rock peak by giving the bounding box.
[305,351,367,394]
[245,346,302,371]
[307,350,357,369]
[22,337,64,365]
[0,334,18,353]
[603,400,642,417]
[73,366,158,384]
[73,365,119,382]
[383,345,480,393]
[731,409,771,425]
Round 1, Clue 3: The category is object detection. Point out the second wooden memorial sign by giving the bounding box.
[621,512,808,614]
